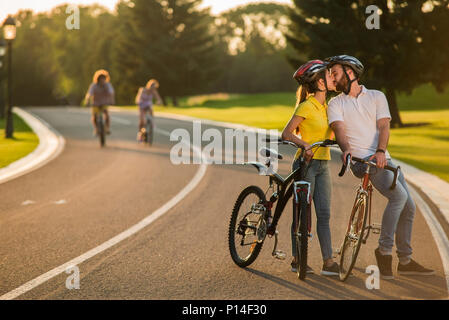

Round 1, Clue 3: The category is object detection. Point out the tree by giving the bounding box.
[113,0,219,105]
[287,0,449,127]
[212,2,297,94]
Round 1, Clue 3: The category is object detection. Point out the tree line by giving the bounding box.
[1,0,448,127]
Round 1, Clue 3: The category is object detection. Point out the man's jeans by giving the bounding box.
[351,158,415,261]
[291,159,333,261]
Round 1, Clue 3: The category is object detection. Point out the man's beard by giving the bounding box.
[335,75,349,93]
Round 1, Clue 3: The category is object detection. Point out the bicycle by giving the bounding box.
[93,106,107,147]
[228,138,338,280]
[337,154,400,281]
[139,113,154,145]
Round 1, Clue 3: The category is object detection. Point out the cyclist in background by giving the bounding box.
[281,60,339,276]
[135,79,163,142]
[326,55,434,279]
[84,69,115,136]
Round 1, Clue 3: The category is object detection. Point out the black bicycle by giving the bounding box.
[93,106,106,147]
[228,138,338,280]
[142,112,154,145]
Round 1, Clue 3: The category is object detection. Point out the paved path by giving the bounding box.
[0,107,447,300]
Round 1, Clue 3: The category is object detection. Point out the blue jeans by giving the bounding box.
[291,159,333,261]
[351,158,415,261]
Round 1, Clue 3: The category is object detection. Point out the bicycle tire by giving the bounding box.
[295,191,309,280]
[339,194,368,281]
[228,186,267,268]
[147,118,153,145]
[97,113,105,147]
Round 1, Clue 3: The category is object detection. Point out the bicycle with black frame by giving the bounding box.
[336,153,400,281]
[228,138,338,280]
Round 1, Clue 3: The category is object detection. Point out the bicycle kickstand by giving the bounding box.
[271,231,286,260]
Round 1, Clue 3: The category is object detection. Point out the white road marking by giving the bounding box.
[21,200,36,206]
[410,187,449,297]
[53,200,68,205]
[0,128,208,300]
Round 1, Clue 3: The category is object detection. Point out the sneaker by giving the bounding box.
[397,259,435,276]
[291,261,314,274]
[375,248,394,279]
[320,262,339,276]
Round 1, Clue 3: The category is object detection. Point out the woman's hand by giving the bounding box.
[304,143,314,162]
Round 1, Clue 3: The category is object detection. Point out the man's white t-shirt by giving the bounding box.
[328,85,392,159]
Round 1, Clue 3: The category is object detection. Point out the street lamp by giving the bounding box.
[3,16,16,138]
[0,38,7,119]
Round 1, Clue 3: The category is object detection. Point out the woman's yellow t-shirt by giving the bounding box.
[293,96,333,160]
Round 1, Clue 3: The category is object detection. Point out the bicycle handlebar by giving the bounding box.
[264,138,338,150]
[339,154,400,190]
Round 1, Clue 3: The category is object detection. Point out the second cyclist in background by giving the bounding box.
[84,69,115,136]
[135,79,163,142]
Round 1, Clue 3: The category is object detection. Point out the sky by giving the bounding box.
[0,0,292,22]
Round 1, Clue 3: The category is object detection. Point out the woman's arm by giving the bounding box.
[135,87,143,105]
[108,83,116,105]
[84,83,94,107]
[281,115,313,161]
[152,88,163,105]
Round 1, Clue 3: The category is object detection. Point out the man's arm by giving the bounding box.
[330,121,352,164]
[369,117,390,168]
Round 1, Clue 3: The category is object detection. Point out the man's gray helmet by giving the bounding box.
[325,55,364,78]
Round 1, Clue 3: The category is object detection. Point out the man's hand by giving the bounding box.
[369,151,387,168]
[341,150,351,165]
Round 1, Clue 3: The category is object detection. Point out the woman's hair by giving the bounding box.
[295,70,326,107]
[146,79,159,89]
[294,70,326,134]
[93,69,111,84]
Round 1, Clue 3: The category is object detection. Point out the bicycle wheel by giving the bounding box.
[146,117,153,145]
[228,186,267,268]
[339,194,368,281]
[294,191,310,280]
[96,113,105,147]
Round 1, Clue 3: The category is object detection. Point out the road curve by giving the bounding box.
[0,107,447,300]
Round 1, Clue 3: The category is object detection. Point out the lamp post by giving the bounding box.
[0,38,6,120]
[3,16,16,139]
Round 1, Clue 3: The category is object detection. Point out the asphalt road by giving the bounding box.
[0,107,447,300]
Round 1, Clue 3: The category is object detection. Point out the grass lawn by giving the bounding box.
[0,114,39,169]
[120,83,449,182]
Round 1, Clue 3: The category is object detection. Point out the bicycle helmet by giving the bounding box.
[325,55,364,94]
[325,55,364,78]
[293,60,328,85]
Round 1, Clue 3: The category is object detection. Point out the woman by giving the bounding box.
[281,60,338,276]
[84,69,115,135]
[135,79,163,141]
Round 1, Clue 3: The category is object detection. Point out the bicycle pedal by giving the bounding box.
[371,223,381,234]
[272,250,286,260]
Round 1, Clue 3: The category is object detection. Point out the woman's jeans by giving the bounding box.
[351,158,415,261]
[291,159,333,261]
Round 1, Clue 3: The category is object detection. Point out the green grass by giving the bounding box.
[0,114,40,169]
[119,84,449,182]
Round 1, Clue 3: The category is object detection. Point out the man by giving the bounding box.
[326,55,434,279]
